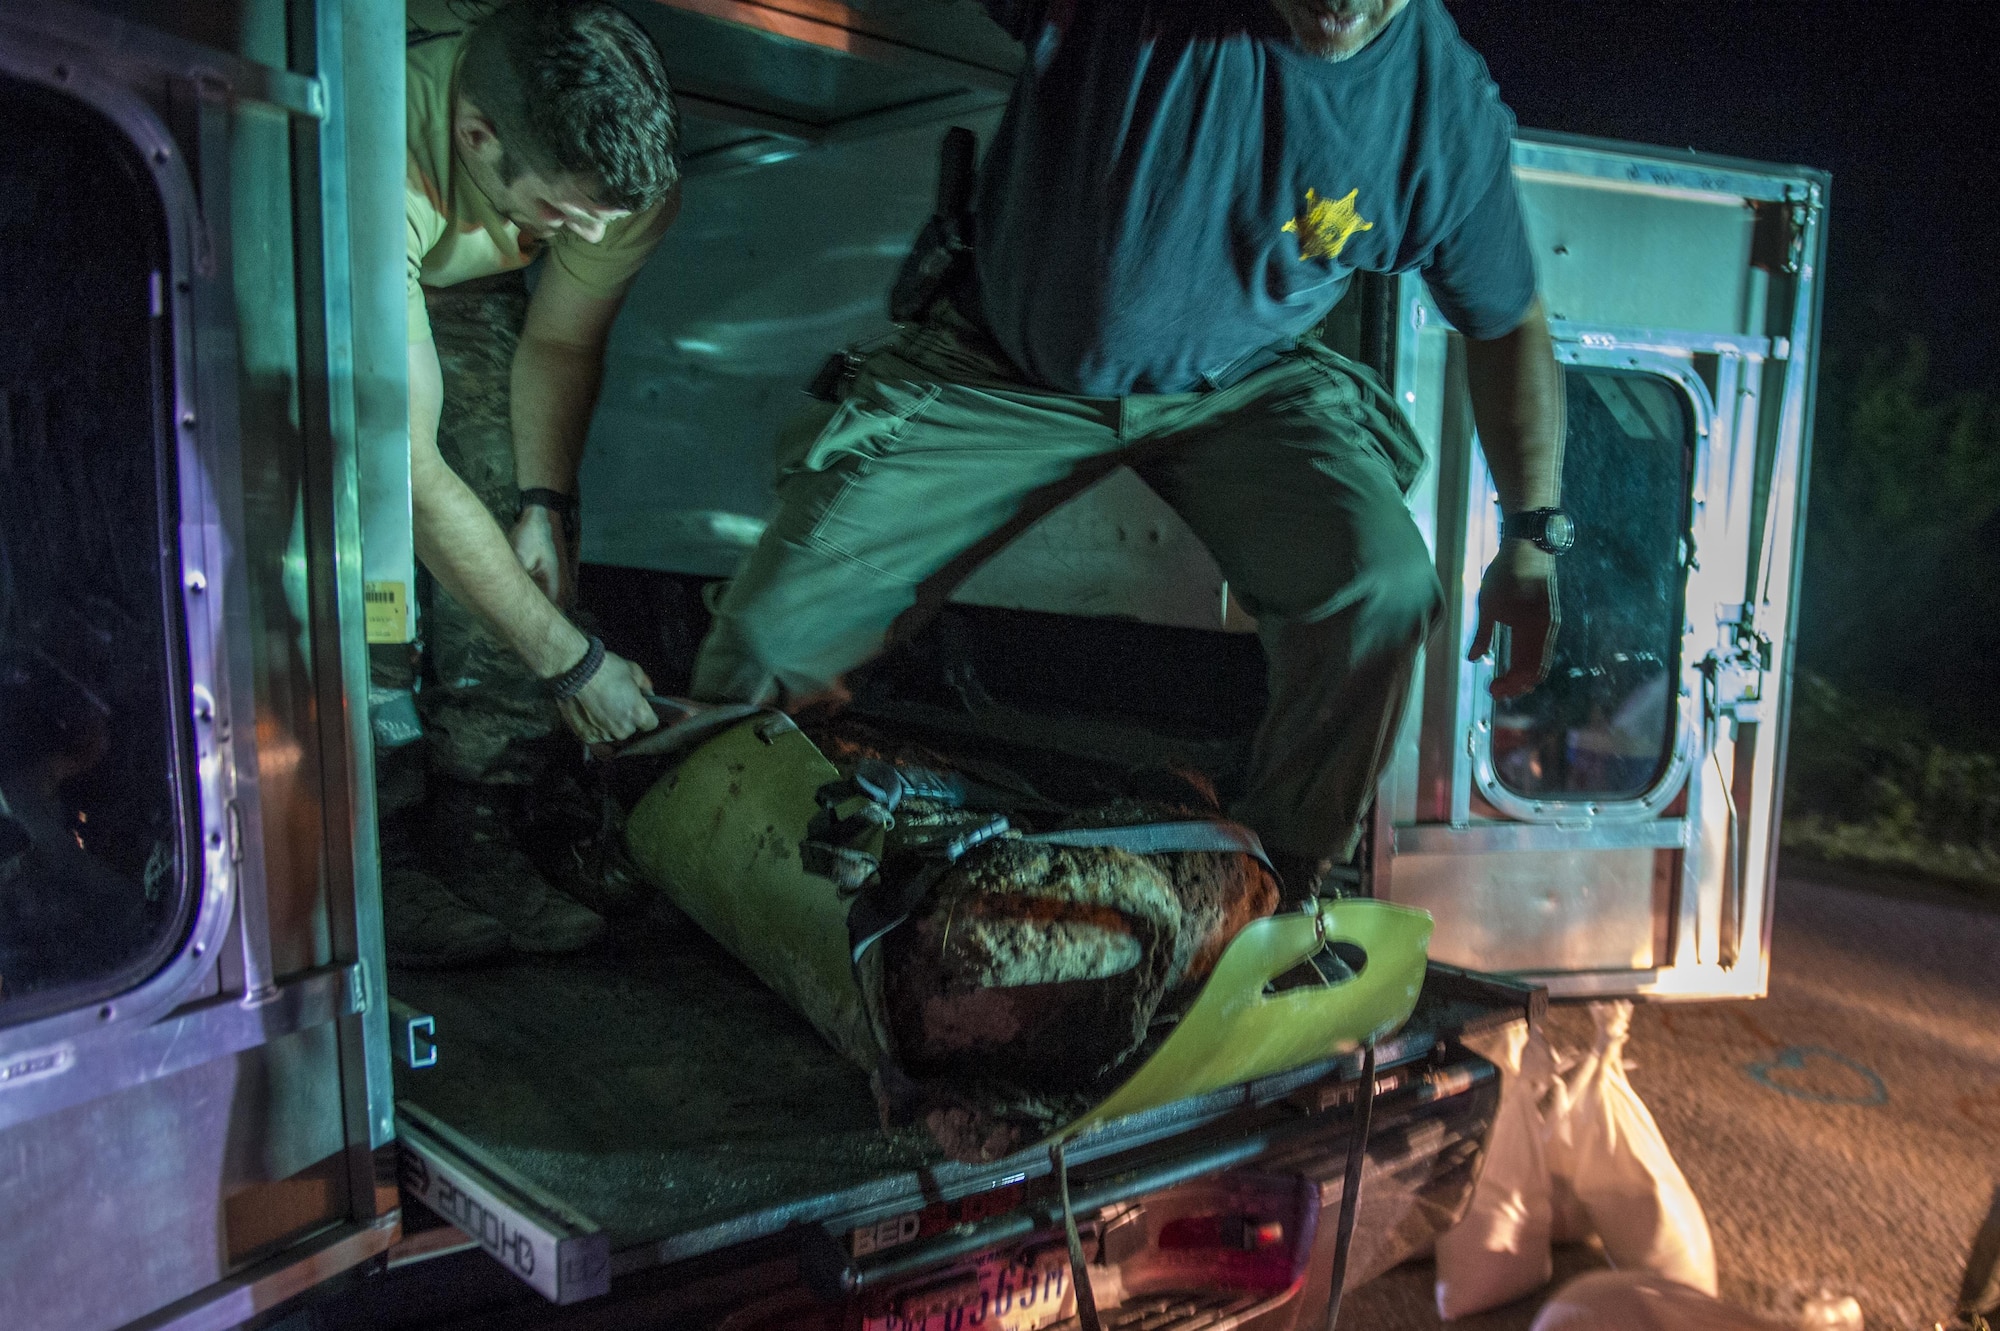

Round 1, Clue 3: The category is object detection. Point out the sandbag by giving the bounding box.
[1548,1002,1718,1296]
[1435,1019,1556,1319]
[1538,1026,1591,1245]
[1529,1272,1794,1331]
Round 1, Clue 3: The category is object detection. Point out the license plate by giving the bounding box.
[868,1249,1072,1331]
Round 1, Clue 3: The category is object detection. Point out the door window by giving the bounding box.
[1489,368,1694,803]
[0,78,195,1024]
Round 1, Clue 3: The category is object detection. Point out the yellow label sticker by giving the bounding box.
[364,580,410,643]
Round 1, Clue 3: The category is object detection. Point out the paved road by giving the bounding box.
[1343,867,2000,1331]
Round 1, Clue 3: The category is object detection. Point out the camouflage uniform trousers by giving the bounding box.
[414,268,563,791]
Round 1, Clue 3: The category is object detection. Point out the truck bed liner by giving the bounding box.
[392,916,934,1252]
[389,914,1522,1272]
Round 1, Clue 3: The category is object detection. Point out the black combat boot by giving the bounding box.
[519,770,652,920]
[380,810,510,968]
[426,780,604,954]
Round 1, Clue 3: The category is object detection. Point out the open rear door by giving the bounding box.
[0,2,406,1327]
[1372,133,1828,1001]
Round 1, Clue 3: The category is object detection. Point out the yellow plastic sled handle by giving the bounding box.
[1058,897,1433,1139]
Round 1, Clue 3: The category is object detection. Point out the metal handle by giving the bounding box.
[388,999,436,1070]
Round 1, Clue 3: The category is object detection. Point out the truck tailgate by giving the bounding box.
[388,915,1529,1302]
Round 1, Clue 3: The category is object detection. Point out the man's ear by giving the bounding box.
[453,103,502,163]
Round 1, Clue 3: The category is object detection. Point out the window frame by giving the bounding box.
[0,47,246,1074]
[1464,348,1716,826]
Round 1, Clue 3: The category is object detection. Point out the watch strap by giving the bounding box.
[1502,506,1574,553]
[519,487,580,531]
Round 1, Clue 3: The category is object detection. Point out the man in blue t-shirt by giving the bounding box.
[693,0,1566,896]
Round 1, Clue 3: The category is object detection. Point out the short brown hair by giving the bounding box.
[459,0,680,210]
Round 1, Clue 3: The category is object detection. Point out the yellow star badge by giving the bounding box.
[1283,187,1374,262]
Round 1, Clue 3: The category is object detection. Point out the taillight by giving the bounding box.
[1146,1214,1297,1292]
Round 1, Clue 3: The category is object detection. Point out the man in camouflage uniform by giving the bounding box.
[386,0,679,965]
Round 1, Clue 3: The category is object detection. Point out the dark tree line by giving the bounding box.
[1784,335,2000,876]
[1796,337,2000,742]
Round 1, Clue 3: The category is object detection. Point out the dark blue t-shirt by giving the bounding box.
[971,0,1536,394]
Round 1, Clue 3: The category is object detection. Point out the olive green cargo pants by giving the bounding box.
[692,309,1443,863]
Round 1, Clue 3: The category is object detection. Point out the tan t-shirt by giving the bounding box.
[405,0,671,341]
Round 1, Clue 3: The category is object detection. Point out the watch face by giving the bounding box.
[1544,511,1576,553]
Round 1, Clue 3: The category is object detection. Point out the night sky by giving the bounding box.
[1449,0,1999,391]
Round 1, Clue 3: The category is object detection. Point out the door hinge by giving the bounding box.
[1780,182,1822,276]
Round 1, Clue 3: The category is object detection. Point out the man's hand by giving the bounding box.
[510,504,576,609]
[1469,538,1559,699]
[556,648,660,747]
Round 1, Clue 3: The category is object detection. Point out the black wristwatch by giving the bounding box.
[518,487,580,533]
[1502,507,1575,555]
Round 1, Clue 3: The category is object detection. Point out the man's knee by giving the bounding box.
[1363,545,1446,646]
[691,599,798,704]
[693,578,889,705]
[1263,533,1443,648]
